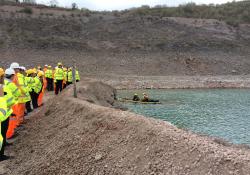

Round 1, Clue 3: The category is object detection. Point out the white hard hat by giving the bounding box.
[20,66,26,70]
[5,68,15,75]
[10,62,20,69]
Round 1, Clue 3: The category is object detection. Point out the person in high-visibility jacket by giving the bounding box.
[37,71,45,107]
[18,67,31,123]
[10,62,26,126]
[0,68,16,157]
[54,63,64,95]
[63,67,68,89]
[67,68,73,85]
[37,66,42,71]
[45,65,53,91]
[27,69,42,109]
[5,68,21,139]
[24,70,35,113]
[43,65,48,74]
[76,69,80,82]
[0,69,9,161]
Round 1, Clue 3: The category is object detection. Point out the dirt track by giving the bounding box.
[1,80,249,175]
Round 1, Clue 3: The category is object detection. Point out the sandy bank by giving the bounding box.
[1,79,250,175]
[93,75,250,89]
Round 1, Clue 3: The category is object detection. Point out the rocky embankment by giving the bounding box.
[1,80,249,174]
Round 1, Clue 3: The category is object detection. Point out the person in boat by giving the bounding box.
[141,92,160,103]
[141,92,149,102]
[132,93,140,101]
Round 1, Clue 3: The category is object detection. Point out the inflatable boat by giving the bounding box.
[118,98,161,104]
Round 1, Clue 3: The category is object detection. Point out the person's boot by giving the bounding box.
[5,142,13,146]
[27,109,33,113]
[0,155,10,162]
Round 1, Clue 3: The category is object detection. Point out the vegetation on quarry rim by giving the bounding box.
[1,0,250,26]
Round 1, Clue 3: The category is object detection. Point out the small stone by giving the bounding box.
[95,154,102,161]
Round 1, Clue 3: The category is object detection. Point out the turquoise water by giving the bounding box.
[118,89,250,146]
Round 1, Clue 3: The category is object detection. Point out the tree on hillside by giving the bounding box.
[23,0,36,3]
[49,0,58,7]
[72,2,78,10]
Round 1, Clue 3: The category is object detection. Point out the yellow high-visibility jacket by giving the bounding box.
[17,73,31,103]
[68,71,72,83]
[0,97,7,149]
[3,85,15,120]
[31,77,42,94]
[54,68,64,81]
[25,76,35,93]
[45,69,53,79]
[76,70,80,81]
[4,79,21,102]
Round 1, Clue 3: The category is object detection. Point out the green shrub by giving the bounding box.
[19,7,33,15]
[225,19,240,27]
[129,1,250,26]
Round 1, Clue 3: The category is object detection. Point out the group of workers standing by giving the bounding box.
[44,62,80,95]
[0,62,80,161]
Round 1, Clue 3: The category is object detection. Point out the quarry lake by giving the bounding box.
[118,89,250,146]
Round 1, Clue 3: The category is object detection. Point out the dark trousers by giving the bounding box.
[0,118,9,156]
[30,90,39,109]
[63,82,67,89]
[46,78,54,91]
[67,82,72,86]
[25,101,32,113]
[55,80,63,95]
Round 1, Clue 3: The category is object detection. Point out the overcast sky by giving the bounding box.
[36,0,238,11]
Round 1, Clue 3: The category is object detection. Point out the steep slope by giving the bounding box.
[0,3,250,75]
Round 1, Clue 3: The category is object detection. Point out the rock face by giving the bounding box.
[2,81,250,175]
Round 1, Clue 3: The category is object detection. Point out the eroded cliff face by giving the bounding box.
[1,80,250,175]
